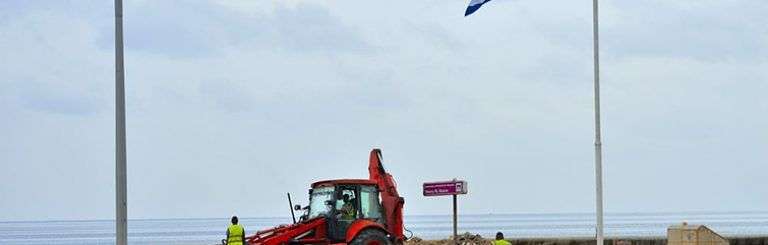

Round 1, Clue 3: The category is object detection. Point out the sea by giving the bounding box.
[2,212,768,245]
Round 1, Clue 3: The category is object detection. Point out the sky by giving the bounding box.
[1,0,767,221]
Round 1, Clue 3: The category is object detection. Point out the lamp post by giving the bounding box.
[591,1,605,245]
[114,0,128,244]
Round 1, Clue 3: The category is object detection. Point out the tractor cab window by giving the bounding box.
[308,186,335,219]
[360,186,383,221]
[335,188,358,221]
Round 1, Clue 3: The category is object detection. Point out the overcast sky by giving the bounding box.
[1,0,767,221]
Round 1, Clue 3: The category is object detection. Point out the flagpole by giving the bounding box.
[115,0,128,244]
[592,0,605,245]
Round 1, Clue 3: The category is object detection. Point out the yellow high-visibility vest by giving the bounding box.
[493,239,512,245]
[227,224,244,245]
[340,203,356,220]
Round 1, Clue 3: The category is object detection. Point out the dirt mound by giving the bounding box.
[406,232,490,245]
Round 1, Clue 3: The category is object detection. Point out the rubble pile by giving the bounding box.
[406,232,490,245]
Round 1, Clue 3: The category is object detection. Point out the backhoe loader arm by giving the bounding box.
[368,149,405,242]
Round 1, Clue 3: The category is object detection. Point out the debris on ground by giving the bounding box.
[406,233,490,245]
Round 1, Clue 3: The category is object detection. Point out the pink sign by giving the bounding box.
[423,180,468,196]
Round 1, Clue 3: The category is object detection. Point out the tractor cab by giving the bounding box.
[305,179,385,242]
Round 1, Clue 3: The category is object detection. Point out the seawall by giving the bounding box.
[505,237,768,245]
[407,236,768,245]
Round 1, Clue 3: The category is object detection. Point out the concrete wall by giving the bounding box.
[503,237,768,245]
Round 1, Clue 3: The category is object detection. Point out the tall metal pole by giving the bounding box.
[115,0,128,244]
[592,1,604,245]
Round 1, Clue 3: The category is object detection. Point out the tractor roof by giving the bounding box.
[311,179,377,188]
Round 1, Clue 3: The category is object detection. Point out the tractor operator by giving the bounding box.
[339,194,356,220]
[225,216,246,245]
[493,232,511,245]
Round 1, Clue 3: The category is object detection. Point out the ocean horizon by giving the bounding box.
[2,211,768,244]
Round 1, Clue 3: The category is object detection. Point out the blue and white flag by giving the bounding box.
[465,0,492,16]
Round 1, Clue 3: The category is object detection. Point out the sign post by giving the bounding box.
[452,194,457,243]
[423,179,468,244]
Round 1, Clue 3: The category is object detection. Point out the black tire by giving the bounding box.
[350,229,391,245]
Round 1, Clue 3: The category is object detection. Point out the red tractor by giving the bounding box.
[242,149,406,245]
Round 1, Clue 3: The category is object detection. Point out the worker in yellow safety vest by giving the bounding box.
[226,216,246,245]
[493,232,512,245]
[339,194,357,220]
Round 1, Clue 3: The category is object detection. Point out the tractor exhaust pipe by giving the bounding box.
[287,192,297,224]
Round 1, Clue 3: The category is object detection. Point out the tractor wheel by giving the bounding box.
[350,229,391,245]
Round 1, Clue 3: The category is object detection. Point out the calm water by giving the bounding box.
[2,212,768,244]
